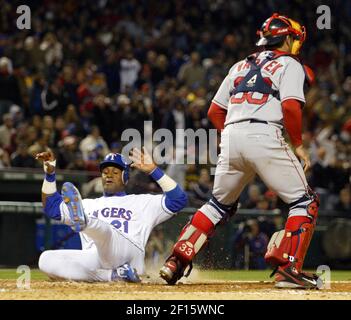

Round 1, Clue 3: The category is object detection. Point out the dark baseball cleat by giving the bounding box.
[160,256,192,285]
[274,265,319,289]
[160,258,179,285]
[61,182,87,232]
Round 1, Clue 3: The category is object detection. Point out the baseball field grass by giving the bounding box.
[1,268,351,300]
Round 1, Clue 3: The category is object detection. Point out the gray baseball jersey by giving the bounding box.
[200,50,309,225]
[212,51,305,125]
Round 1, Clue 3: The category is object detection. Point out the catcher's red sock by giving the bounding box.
[178,210,214,238]
[191,210,215,233]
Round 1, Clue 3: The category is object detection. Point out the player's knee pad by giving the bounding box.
[265,218,315,270]
[288,189,319,221]
[208,196,239,224]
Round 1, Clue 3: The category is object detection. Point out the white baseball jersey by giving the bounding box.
[212,50,306,125]
[78,194,174,251]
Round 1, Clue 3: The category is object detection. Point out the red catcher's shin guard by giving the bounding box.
[172,210,215,266]
[283,215,315,272]
[265,195,319,272]
[265,215,316,272]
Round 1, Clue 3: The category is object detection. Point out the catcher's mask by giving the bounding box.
[256,13,306,55]
[99,153,129,185]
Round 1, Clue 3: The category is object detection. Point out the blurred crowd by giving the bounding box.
[0,0,350,218]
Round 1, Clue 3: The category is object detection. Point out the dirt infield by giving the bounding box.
[1,278,351,300]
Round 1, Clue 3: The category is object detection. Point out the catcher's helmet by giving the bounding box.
[99,153,129,185]
[256,13,306,55]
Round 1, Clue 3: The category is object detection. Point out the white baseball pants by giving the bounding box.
[38,217,144,282]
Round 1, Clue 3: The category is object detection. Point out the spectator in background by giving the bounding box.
[243,184,262,209]
[0,144,10,168]
[10,143,36,168]
[101,49,120,96]
[0,113,14,149]
[52,116,67,146]
[41,78,68,117]
[169,49,186,78]
[64,104,86,137]
[60,64,79,107]
[30,115,42,134]
[264,190,280,210]
[126,98,151,133]
[24,125,38,148]
[256,196,270,210]
[120,51,141,92]
[39,33,63,70]
[178,52,206,89]
[162,99,186,139]
[69,153,87,171]
[23,36,45,72]
[42,115,55,145]
[92,94,117,145]
[151,54,169,86]
[79,125,109,161]
[114,94,132,134]
[231,219,268,270]
[206,51,227,82]
[0,57,22,118]
[29,74,46,115]
[76,64,107,114]
[28,129,51,159]
[334,187,351,215]
[310,147,332,192]
[9,104,24,128]
[56,135,81,170]
[188,168,213,206]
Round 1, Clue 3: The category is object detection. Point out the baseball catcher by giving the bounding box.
[160,13,319,289]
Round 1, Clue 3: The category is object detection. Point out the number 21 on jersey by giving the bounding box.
[111,220,129,233]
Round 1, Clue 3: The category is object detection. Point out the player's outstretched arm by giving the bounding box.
[129,147,188,213]
[35,149,63,221]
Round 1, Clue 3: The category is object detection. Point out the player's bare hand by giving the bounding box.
[35,149,56,174]
[129,147,157,174]
[294,145,311,173]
